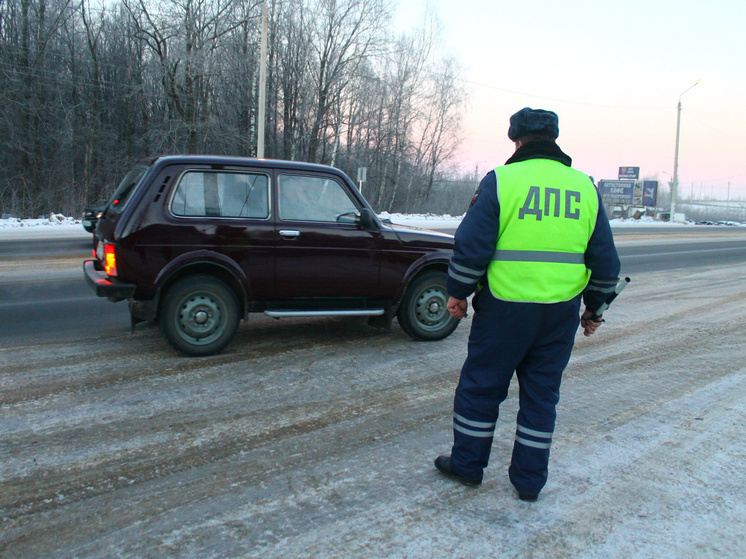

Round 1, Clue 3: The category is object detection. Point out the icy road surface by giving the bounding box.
[2,260,745,557]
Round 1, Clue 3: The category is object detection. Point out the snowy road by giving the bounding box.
[1,235,746,557]
[2,229,745,346]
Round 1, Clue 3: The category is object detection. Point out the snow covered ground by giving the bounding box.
[10,213,467,236]
[0,212,731,241]
[2,251,746,558]
[2,212,745,558]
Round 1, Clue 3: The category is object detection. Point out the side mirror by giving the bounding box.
[358,208,374,229]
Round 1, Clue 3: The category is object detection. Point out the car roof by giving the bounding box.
[141,155,345,176]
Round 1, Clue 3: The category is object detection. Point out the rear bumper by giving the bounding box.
[84,260,137,300]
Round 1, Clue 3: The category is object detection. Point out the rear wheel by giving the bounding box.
[160,275,240,357]
[397,271,459,341]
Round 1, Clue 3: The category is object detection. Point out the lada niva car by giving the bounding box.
[84,155,459,356]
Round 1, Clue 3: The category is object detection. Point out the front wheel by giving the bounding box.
[160,275,240,357]
[397,271,459,341]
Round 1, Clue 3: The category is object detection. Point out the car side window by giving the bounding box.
[278,174,358,222]
[171,171,270,219]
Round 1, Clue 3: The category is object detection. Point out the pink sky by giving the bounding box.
[397,0,746,200]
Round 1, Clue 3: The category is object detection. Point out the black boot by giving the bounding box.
[434,455,482,486]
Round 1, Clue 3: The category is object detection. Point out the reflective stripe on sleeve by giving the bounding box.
[448,269,481,285]
[448,262,485,285]
[586,278,619,293]
[450,262,487,277]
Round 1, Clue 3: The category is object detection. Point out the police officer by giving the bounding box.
[435,108,621,501]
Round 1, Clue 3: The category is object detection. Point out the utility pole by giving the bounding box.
[671,80,700,221]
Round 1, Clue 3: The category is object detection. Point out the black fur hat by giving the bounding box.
[508,108,559,141]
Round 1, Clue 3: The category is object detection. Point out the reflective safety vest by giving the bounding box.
[487,159,599,303]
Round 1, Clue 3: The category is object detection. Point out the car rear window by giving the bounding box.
[108,165,149,215]
[170,171,270,219]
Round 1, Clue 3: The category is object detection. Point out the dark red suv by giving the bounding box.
[84,155,459,356]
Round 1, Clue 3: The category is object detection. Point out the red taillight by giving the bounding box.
[104,243,118,277]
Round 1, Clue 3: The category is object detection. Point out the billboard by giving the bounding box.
[599,180,635,205]
[642,180,658,207]
[618,167,640,179]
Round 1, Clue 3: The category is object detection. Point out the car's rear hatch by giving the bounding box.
[95,163,151,241]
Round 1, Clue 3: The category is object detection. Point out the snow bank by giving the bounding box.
[0,212,740,240]
[0,214,89,239]
[0,213,81,229]
[378,212,465,229]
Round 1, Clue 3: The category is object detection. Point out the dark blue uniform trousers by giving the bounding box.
[450,288,581,495]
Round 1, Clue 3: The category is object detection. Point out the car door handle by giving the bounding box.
[279,230,300,238]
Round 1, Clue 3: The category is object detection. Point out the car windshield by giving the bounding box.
[107,165,149,214]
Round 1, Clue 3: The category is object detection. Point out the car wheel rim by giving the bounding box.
[177,293,225,344]
[413,286,449,331]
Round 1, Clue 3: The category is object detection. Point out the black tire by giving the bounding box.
[160,275,240,357]
[397,270,459,341]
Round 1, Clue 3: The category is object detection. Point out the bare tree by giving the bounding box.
[0,0,467,218]
[272,0,313,160]
[123,0,245,153]
[376,28,432,211]
[413,56,464,202]
[0,0,75,216]
[210,0,263,156]
[305,0,388,163]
